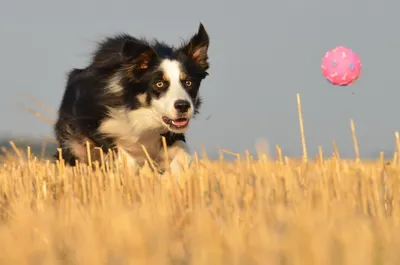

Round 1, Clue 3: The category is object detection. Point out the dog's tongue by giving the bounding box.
[172,119,188,127]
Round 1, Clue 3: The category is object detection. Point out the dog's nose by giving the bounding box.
[174,100,190,113]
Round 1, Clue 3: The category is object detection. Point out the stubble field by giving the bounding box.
[0,144,399,265]
[3,93,399,265]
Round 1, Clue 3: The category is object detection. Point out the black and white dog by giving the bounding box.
[54,23,210,174]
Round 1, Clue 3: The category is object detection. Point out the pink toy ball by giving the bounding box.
[321,46,362,86]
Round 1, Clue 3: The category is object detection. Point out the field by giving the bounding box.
[0,145,400,265]
[1,94,399,265]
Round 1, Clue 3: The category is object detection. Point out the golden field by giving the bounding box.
[0,143,399,265]
[3,93,397,265]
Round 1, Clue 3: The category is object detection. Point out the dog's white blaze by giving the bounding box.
[152,59,193,119]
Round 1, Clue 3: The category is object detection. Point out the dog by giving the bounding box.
[53,23,210,175]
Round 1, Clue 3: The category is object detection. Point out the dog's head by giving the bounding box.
[119,23,210,134]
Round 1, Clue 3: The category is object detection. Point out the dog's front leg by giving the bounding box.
[115,147,140,175]
[165,140,192,176]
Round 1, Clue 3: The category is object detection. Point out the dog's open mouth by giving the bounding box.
[162,116,189,129]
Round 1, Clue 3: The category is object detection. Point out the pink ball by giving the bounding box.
[321,46,362,86]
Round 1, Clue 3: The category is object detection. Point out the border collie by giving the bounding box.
[54,23,210,174]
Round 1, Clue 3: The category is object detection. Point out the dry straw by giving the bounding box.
[0,94,399,264]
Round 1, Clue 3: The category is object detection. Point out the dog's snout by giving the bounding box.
[174,100,190,113]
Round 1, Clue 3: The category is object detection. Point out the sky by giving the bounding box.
[0,0,399,159]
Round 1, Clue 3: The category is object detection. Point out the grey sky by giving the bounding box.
[0,0,398,158]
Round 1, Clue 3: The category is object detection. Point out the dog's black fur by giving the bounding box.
[54,23,210,168]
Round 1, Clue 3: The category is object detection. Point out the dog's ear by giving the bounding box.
[180,23,210,70]
[121,40,158,71]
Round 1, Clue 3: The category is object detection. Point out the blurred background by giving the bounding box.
[0,0,399,159]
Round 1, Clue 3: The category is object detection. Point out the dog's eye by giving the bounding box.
[155,81,164,88]
[185,80,192,87]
